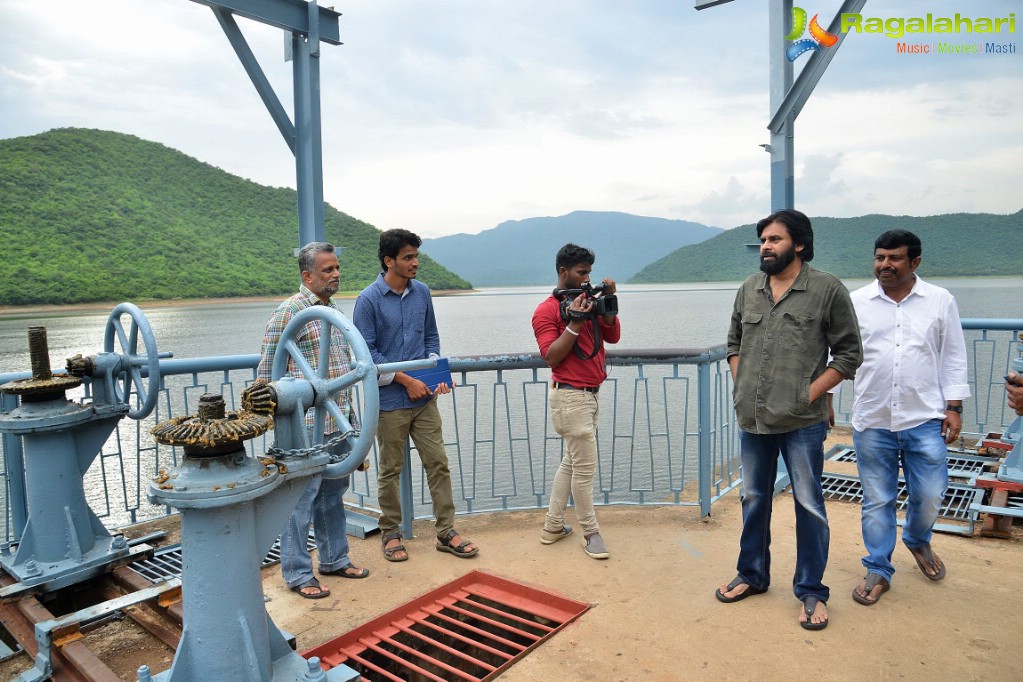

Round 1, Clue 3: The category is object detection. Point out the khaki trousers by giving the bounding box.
[545,387,600,535]
[377,399,456,537]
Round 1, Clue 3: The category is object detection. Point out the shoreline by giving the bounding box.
[2,273,1019,319]
[0,290,478,318]
[0,296,297,318]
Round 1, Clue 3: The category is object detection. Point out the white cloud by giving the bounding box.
[1,0,1020,237]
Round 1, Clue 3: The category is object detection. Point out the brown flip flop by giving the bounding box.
[290,577,330,599]
[906,543,946,581]
[852,573,890,605]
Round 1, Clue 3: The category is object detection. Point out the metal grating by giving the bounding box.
[826,444,998,478]
[946,454,999,478]
[128,533,317,583]
[303,569,590,681]
[1006,490,1023,510]
[826,445,857,462]
[820,471,979,522]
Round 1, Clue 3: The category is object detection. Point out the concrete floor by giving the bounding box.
[262,491,1023,682]
[2,433,1020,681]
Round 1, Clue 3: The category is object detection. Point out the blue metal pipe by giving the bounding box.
[962,319,1023,331]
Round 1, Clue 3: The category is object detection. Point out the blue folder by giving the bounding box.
[405,357,453,393]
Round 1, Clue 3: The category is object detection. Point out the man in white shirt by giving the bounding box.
[848,230,969,606]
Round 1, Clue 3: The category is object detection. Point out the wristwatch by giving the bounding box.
[945,405,963,413]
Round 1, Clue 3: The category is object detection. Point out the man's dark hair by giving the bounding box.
[555,243,595,273]
[297,242,335,273]
[378,229,422,270]
[874,229,922,260]
[756,209,815,262]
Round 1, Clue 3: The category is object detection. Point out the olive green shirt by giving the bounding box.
[727,263,862,434]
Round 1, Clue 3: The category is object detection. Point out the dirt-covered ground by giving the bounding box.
[3,430,1021,680]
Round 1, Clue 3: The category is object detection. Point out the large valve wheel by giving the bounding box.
[272,306,379,477]
[104,303,161,420]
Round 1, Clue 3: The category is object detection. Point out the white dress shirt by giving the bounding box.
[849,275,970,432]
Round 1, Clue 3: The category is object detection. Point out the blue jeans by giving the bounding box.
[280,433,353,588]
[853,420,948,582]
[736,422,830,602]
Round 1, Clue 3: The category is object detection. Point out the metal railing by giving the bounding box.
[830,319,1023,437]
[1,319,1020,543]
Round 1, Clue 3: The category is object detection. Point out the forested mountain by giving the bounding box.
[0,128,470,306]
[630,212,1023,283]
[3,129,1018,306]
[421,212,722,286]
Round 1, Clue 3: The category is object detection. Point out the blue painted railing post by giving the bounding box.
[399,437,415,539]
[698,361,712,517]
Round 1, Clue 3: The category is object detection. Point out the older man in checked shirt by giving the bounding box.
[258,241,369,600]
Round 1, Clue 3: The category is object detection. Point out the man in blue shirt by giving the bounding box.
[353,229,479,562]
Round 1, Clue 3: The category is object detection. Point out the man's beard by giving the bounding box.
[759,245,796,275]
[317,281,340,298]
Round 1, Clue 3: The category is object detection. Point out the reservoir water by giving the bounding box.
[1,278,1022,375]
[1,278,1020,527]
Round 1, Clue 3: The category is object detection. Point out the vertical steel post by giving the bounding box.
[698,361,712,517]
[399,438,415,538]
[292,16,326,249]
[769,0,795,211]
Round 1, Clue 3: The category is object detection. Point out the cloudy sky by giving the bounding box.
[1,0,1020,237]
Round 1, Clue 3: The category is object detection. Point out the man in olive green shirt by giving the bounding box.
[715,209,862,632]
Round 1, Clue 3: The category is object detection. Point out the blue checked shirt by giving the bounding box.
[257,284,357,434]
[353,274,441,412]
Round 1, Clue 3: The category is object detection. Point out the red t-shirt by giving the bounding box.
[531,295,621,388]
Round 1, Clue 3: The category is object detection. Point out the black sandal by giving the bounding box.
[321,564,370,579]
[435,529,479,558]
[715,575,767,603]
[852,573,890,605]
[800,596,829,630]
[906,543,946,581]
[381,531,409,562]
[290,577,330,599]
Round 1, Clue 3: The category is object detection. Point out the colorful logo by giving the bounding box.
[785,7,839,61]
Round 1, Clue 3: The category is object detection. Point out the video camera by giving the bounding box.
[552,281,619,321]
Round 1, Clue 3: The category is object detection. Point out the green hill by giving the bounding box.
[630,211,1023,283]
[0,128,470,305]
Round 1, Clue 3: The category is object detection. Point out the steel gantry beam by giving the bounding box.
[697,0,867,212]
[187,0,341,249]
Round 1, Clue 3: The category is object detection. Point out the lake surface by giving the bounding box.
[2,278,1022,376]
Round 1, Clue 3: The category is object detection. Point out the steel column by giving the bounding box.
[292,23,326,248]
[399,441,415,539]
[768,0,795,211]
[697,361,712,517]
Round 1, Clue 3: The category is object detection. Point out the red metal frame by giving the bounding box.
[302,569,590,681]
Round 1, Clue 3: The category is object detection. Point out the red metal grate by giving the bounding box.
[302,569,590,681]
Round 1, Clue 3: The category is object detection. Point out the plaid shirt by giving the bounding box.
[257,284,357,435]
